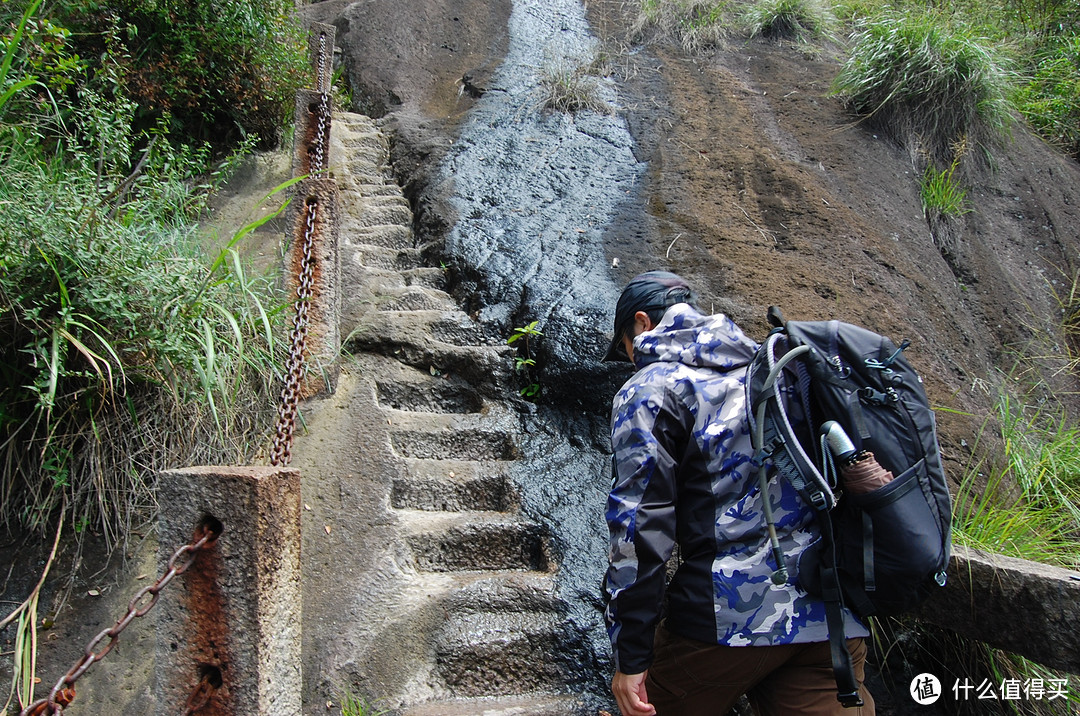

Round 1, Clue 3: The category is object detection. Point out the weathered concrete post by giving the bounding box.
[307,22,335,94]
[155,466,302,715]
[283,178,341,397]
[917,545,1080,674]
[292,89,334,179]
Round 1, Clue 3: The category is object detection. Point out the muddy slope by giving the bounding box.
[318,0,1080,449]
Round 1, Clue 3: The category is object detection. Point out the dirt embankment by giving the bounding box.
[316,0,1080,479]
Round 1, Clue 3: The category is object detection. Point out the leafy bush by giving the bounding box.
[742,0,835,41]
[1015,35,1080,159]
[831,11,1015,163]
[2,0,307,151]
[0,1,291,546]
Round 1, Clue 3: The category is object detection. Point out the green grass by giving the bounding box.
[629,0,735,53]
[951,394,1080,569]
[537,57,613,115]
[919,137,972,219]
[1014,35,1080,159]
[0,1,291,549]
[339,688,387,716]
[742,0,836,41]
[831,10,1015,163]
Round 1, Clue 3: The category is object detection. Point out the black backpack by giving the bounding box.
[745,307,952,708]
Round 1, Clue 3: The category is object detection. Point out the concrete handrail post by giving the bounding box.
[284,177,341,398]
[155,466,302,715]
[307,22,336,94]
[917,544,1080,675]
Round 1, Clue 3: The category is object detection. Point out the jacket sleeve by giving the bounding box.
[603,377,689,674]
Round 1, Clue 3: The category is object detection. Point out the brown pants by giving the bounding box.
[645,626,876,715]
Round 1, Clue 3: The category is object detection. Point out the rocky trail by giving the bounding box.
[289,111,594,714]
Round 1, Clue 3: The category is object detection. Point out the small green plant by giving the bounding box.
[742,0,835,41]
[338,688,387,716]
[507,321,543,399]
[831,10,1014,163]
[920,137,972,219]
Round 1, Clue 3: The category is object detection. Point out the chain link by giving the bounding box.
[181,671,217,715]
[20,525,220,716]
[269,197,318,467]
[269,31,331,467]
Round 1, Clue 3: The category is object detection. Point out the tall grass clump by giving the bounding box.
[629,0,734,53]
[952,394,1080,569]
[537,56,613,115]
[1014,35,1080,160]
[742,0,836,41]
[831,11,1015,164]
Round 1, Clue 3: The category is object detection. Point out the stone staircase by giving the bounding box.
[291,112,587,715]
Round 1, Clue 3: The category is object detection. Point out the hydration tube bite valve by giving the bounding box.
[821,420,858,465]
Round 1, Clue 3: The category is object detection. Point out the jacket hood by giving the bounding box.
[633,303,759,371]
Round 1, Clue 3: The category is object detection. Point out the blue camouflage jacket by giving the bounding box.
[603,304,867,674]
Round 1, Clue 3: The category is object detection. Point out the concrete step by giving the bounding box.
[390,426,517,461]
[392,458,519,512]
[345,333,512,388]
[337,175,402,197]
[385,406,518,461]
[376,286,457,312]
[399,693,580,716]
[351,309,498,348]
[401,267,448,291]
[343,223,413,250]
[434,612,579,697]
[397,510,551,572]
[373,362,485,413]
[340,203,414,234]
[349,245,426,271]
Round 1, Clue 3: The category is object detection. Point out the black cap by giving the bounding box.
[603,271,696,362]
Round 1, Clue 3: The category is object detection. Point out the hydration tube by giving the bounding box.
[754,344,811,585]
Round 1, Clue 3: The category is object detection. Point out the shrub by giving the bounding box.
[17,0,309,151]
[742,0,836,41]
[1015,35,1080,159]
[831,11,1015,163]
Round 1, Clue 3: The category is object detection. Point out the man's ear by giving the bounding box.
[633,311,654,334]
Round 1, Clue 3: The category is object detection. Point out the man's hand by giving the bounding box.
[612,670,656,716]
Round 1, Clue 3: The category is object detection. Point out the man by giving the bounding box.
[601,271,874,716]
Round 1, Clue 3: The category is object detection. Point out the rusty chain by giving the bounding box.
[269,30,331,467]
[269,196,319,467]
[20,524,221,716]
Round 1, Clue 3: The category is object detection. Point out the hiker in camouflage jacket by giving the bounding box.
[601,272,874,716]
